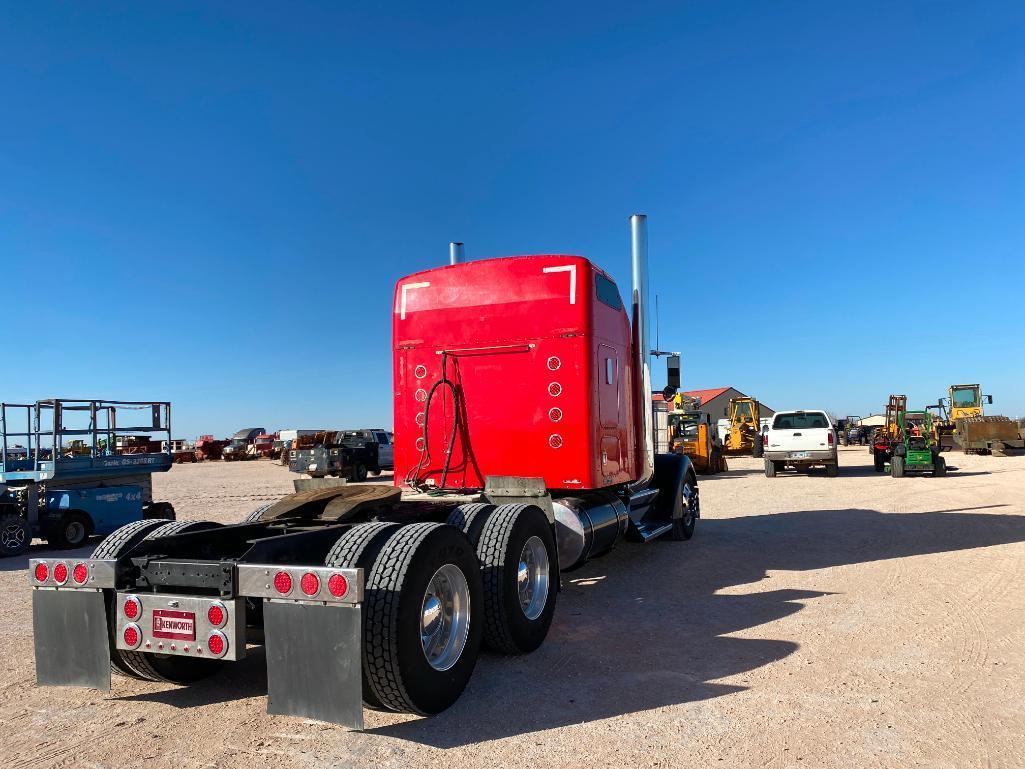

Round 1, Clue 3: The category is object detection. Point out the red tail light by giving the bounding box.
[273,571,293,595]
[328,573,349,598]
[123,596,141,620]
[828,431,835,446]
[300,572,321,597]
[73,563,88,584]
[52,562,69,585]
[123,624,142,649]
[34,563,49,583]
[762,434,768,447]
[207,602,227,628]
[206,631,227,657]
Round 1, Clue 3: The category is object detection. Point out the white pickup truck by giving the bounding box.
[762,410,839,477]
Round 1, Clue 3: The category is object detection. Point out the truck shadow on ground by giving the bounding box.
[111,503,1024,746]
[370,503,1023,746]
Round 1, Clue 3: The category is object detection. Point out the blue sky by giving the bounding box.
[2,2,1023,438]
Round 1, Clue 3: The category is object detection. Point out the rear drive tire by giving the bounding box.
[349,462,368,483]
[764,458,776,478]
[891,455,905,478]
[324,522,403,709]
[825,461,839,478]
[361,523,483,715]
[446,503,497,547]
[46,512,92,549]
[933,456,947,477]
[243,503,274,523]
[474,504,557,654]
[709,450,723,475]
[752,438,764,458]
[116,520,227,683]
[873,451,885,472]
[91,519,173,678]
[0,514,31,557]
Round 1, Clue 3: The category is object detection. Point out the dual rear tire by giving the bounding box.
[98,519,226,683]
[328,505,558,715]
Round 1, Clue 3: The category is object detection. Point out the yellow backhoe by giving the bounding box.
[722,396,763,458]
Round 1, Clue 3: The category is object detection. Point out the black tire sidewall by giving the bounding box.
[495,508,558,653]
[391,527,483,714]
[673,475,698,540]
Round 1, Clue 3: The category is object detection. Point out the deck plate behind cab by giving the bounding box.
[260,483,402,522]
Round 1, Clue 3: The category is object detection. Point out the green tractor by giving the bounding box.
[890,408,947,478]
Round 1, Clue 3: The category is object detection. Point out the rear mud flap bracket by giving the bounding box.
[32,588,112,690]
[262,600,364,730]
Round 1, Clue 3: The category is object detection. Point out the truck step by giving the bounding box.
[632,521,674,542]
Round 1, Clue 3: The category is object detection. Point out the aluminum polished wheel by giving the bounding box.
[517,535,550,620]
[682,482,699,526]
[420,563,471,671]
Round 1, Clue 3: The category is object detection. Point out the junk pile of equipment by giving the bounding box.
[193,435,226,461]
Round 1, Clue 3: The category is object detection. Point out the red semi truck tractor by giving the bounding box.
[28,215,698,729]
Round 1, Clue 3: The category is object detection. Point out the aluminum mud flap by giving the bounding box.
[238,564,364,730]
[30,559,113,690]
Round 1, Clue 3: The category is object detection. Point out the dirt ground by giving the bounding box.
[3,447,1025,769]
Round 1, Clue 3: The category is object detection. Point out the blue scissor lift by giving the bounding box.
[0,399,176,557]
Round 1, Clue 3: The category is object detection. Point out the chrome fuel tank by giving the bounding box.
[552,491,629,570]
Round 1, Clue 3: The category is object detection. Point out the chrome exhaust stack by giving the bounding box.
[449,242,464,265]
[629,214,655,488]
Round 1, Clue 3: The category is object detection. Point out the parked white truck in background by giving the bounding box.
[762,410,839,477]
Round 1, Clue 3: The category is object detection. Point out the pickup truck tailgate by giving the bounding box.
[766,411,834,455]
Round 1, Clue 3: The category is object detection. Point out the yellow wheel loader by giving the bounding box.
[938,384,1023,456]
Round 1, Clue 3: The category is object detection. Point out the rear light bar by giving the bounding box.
[237,564,362,605]
[114,592,245,661]
[29,559,116,589]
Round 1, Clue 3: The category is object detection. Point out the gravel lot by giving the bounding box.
[3,447,1024,768]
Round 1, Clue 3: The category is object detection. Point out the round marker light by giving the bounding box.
[73,563,89,585]
[273,571,293,595]
[123,595,141,620]
[34,563,49,583]
[123,624,142,649]
[549,407,563,423]
[328,573,349,598]
[549,434,564,449]
[548,382,563,397]
[300,572,321,597]
[52,562,69,585]
[207,631,227,657]
[207,602,227,628]
[547,356,561,371]
[414,365,427,379]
